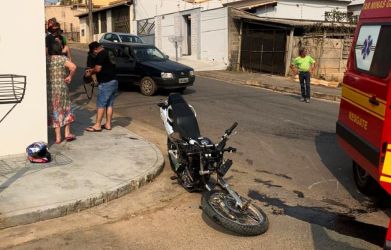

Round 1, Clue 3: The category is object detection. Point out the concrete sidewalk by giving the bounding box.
[0,105,164,229]
[197,70,342,102]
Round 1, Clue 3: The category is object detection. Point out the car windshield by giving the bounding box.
[119,35,143,43]
[132,47,166,61]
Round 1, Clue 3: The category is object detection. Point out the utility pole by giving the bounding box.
[88,0,93,43]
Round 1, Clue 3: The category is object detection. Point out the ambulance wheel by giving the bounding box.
[353,161,378,196]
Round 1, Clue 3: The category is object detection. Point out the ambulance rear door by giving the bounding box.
[337,22,391,179]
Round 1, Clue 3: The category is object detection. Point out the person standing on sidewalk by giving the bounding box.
[47,42,77,143]
[85,42,118,132]
[291,48,316,103]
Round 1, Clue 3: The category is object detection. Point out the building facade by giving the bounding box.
[224,0,351,20]
[0,0,47,156]
[348,0,364,18]
[45,5,86,41]
[77,1,135,43]
[134,0,350,64]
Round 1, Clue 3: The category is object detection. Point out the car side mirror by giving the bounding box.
[164,55,169,60]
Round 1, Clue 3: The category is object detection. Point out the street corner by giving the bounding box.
[0,125,164,229]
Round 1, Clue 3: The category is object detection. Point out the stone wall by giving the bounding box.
[227,8,241,70]
[292,36,352,82]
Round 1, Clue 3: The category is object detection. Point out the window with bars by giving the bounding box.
[137,18,155,36]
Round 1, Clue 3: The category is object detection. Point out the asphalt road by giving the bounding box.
[2,49,389,249]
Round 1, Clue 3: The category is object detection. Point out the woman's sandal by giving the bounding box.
[65,134,76,142]
[85,126,102,132]
[101,125,112,130]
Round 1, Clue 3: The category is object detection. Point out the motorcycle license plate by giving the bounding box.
[179,78,189,84]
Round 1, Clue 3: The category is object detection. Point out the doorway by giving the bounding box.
[184,15,192,55]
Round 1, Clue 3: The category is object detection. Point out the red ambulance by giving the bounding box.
[336,0,391,248]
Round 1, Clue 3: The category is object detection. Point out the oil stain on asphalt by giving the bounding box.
[248,190,387,247]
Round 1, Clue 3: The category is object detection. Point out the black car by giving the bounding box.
[102,43,195,96]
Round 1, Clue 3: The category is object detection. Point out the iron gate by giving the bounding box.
[112,7,130,33]
[241,22,287,75]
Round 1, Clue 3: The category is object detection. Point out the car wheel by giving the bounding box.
[140,77,157,96]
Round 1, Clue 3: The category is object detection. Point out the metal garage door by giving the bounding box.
[112,7,130,33]
[240,22,287,75]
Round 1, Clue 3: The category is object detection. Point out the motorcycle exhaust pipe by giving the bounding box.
[168,150,180,171]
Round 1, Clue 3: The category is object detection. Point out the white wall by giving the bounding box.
[160,14,177,57]
[80,17,88,43]
[255,0,349,21]
[135,0,240,21]
[0,0,47,156]
[348,5,363,17]
[201,8,228,64]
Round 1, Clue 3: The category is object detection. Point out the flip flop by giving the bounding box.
[65,134,77,142]
[101,125,112,130]
[85,126,102,132]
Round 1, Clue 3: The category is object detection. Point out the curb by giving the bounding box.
[0,133,164,229]
[196,72,341,102]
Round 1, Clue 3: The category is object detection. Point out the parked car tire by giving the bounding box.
[140,77,157,96]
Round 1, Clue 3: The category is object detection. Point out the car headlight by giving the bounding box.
[161,72,174,79]
[189,70,194,76]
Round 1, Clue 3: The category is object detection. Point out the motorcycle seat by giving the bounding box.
[168,94,200,139]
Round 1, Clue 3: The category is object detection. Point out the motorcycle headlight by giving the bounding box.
[189,70,194,76]
[161,72,174,79]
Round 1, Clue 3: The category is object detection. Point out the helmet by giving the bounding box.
[26,142,51,163]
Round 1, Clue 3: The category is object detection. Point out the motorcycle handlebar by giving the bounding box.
[216,122,238,152]
[225,122,238,136]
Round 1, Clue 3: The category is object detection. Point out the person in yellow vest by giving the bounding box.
[291,48,316,103]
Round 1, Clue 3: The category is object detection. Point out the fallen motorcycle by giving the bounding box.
[158,93,268,236]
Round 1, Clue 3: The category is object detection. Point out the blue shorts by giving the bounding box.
[96,80,118,108]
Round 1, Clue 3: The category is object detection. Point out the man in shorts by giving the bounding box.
[85,42,118,132]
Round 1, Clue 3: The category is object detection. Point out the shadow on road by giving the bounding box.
[314,132,361,200]
[248,190,386,247]
[315,132,391,211]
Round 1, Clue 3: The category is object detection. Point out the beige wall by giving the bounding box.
[93,0,115,7]
[0,0,47,156]
[45,5,85,32]
[293,37,350,82]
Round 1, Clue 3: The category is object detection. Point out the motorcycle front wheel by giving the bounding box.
[201,190,268,236]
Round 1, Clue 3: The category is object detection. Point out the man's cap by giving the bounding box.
[89,41,101,52]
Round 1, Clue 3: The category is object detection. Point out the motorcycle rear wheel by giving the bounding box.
[202,190,268,236]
